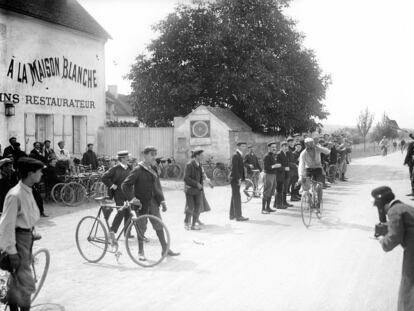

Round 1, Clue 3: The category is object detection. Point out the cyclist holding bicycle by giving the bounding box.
[121,146,180,261]
[244,145,262,195]
[298,138,330,210]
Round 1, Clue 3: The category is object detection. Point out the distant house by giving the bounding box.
[105,85,136,122]
[174,105,254,164]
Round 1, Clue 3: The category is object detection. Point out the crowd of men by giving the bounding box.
[234,133,352,217]
[0,137,100,216]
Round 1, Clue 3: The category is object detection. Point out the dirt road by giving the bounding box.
[33,151,410,311]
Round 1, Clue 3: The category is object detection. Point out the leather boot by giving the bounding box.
[283,192,293,208]
[267,198,276,212]
[262,198,269,214]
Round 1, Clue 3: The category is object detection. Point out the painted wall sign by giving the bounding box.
[6,56,98,88]
[0,92,96,109]
[190,120,210,138]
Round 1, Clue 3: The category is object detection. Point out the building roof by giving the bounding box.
[204,106,251,131]
[106,92,133,117]
[0,0,111,40]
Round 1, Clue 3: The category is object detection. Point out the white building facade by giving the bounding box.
[0,1,110,156]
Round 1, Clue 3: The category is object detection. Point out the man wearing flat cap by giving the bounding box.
[372,186,414,311]
[102,151,133,237]
[275,141,294,209]
[122,146,179,259]
[262,142,280,213]
[0,157,44,310]
[0,158,18,213]
[229,142,249,221]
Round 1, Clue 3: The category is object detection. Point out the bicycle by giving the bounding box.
[155,157,182,179]
[300,178,323,227]
[75,197,171,268]
[0,235,50,309]
[241,170,263,203]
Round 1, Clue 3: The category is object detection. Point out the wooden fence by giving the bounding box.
[100,127,174,159]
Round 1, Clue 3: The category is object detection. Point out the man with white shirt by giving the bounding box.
[55,141,70,175]
[0,157,43,311]
[101,151,132,237]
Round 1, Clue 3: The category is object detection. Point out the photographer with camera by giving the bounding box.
[371,186,414,311]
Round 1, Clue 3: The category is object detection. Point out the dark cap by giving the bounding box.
[267,141,277,147]
[247,144,254,149]
[142,146,157,154]
[287,137,294,142]
[17,157,45,171]
[191,147,204,158]
[371,186,395,205]
[236,142,247,146]
[280,141,288,146]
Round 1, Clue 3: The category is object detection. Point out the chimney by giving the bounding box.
[108,85,118,99]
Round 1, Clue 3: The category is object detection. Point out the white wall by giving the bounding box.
[0,9,106,156]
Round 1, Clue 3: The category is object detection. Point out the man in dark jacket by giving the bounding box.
[81,143,99,170]
[122,146,179,260]
[244,145,261,193]
[372,186,414,311]
[289,143,302,201]
[275,141,293,209]
[43,140,55,164]
[262,142,280,214]
[101,151,132,236]
[11,143,27,169]
[2,137,16,159]
[229,142,249,221]
[404,134,414,196]
[0,158,18,212]
[29,142,46,163]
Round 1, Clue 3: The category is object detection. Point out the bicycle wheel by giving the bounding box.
[301,192,312,227]
[31,248,50,303]
[125,215,170,268]
[90,181,106,198]
[166,164,181,179]
[51,183,65,205]
[213,168,228,186]
[76,216,108,263]
[241,179,254,203]
[62,183,86,206]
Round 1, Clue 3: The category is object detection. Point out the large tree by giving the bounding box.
[371,113,399,142]
[356,107,374,151]
[127,0,330,133]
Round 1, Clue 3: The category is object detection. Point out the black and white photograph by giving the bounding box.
[0,0,413,310]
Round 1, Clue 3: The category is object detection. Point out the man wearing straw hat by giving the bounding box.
[101,150,133,238]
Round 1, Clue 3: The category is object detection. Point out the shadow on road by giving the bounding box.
[32,303,66,311]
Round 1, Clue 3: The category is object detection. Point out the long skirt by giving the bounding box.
[184,190,211,216]
[7,231,35,308]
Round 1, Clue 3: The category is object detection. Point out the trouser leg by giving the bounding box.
[274,181,284,207]
[410,166,414,194]
[230,182,242,218]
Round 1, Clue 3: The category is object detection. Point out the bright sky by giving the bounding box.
[79,0,414,128]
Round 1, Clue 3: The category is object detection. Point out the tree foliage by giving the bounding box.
[370,113,398,142]
[356,107,374,150]
[127,0,330,133]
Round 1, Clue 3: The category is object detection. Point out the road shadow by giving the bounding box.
[196,224,236,235]
[32,303,66,311]
[243,219,291,227]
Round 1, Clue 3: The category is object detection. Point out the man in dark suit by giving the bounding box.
[43,140,55,164]
[29,142,47,163]
[81,143,99,170]
[229,142,249,221]
[2,137,16,159]
[262,142,280,214]
[372,186,414,311]
[244,145,262,193]
[0,158,18,213]
[275,141,293,209]
[404,134,414,197]
[101,151,132,236]
[122,146,179,260]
